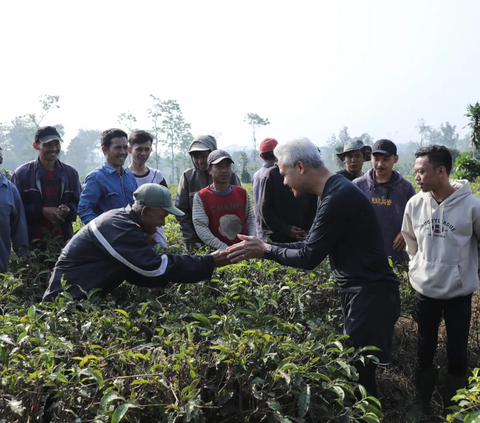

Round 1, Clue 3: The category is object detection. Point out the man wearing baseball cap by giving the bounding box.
[336,140,372,181]
[254,138,317,243]
[192,150,255,249]
[252,138,279,237]
[11,126,81,247]
[353,139,415,263]
[175,135,241,250]
[43,183,230,301]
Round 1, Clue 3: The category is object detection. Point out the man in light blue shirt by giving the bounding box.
[0,146,29,271]
[78,128,137,224]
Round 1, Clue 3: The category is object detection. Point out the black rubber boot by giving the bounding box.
[443,372,467,421]
[407,365,439,422]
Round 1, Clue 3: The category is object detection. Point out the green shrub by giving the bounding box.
[454,154,480,181]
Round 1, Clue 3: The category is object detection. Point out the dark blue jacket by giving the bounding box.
[11,158,81,244]
[43,206,215,301]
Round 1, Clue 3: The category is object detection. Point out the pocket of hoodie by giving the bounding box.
[409,258,463,291]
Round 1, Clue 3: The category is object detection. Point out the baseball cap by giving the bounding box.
[207,149,234,167]
[372,139,397,157]
[189,135,216,153]
[336,140,372,161]
[35,126,63,144]
[133,183,184,216]
[259,137,278,153]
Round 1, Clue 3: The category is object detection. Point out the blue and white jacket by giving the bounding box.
[43,206,214,301]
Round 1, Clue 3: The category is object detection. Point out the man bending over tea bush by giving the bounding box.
[227,136,400,397]
[43,183,230,301]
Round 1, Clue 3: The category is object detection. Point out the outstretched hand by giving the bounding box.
[226,234,269,263]
[211,249,231,268]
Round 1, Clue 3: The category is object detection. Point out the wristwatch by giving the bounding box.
[264,244,274,259]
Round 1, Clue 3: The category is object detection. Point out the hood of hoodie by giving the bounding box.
[402,178,480,299]
[364,168,403,189]
[188,135,218,169]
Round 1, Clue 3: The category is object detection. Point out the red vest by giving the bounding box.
[197,185,249,246]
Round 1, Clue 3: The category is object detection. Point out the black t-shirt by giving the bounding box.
[336,168,360,181]
[265,174,399,292]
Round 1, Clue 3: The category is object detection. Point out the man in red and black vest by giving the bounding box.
[192,150,255,249]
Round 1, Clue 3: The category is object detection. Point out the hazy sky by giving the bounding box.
[1,0,479,149]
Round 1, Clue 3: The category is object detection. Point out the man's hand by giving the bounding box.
[43,207,65,224]
[226,234,269,263]
[392,232,406,252]
[57,204,70,219]
[211,249,231,267]
[146,234,157,245]
[289,226,306,241]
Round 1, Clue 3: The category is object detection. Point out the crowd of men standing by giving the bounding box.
[1,125,479,421]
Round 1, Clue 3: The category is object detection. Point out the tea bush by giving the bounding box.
[0,230,383,422]
[1,184,479,422]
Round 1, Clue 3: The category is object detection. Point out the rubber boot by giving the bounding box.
[443,372,467,421]
[407,365,439,422]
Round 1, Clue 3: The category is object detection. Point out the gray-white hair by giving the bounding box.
[132,201,147,213]
[274,137,323,169]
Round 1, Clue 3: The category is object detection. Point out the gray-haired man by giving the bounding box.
[227,137,400,397]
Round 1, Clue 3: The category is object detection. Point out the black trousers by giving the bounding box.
[415,292,472,376]
[341,289,401,396]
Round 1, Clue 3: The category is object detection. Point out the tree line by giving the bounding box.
[1,95,479,183]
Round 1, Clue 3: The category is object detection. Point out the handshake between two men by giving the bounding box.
[210,234,270,267]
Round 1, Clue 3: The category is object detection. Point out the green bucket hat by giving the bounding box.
[336,140,372,161]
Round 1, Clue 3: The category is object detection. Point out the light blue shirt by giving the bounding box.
[78,162,137,224]
[0,172,29,272]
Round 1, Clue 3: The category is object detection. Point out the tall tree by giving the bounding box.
[244,113,270,166]
[415,119,432,149]
[147,95,164,170]
[464,102,480,157]
[117,112,138,133]
[148,96,191,182]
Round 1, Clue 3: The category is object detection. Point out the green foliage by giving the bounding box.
[244,113,270,166]
[454,154,480,181]
[0,216,387,422]
[464,102,480,157]
[446,368,480,422]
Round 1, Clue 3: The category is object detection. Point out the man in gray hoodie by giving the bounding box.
[402,145,480,421]
[175,135,241,249]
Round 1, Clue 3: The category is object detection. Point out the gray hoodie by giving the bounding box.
[175,135,241,244]
[402,180,480,299]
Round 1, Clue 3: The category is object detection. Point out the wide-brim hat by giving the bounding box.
[336,140,372,161]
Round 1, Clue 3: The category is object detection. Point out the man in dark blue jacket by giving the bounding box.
[11,126,81,246]
[43,184,229,301]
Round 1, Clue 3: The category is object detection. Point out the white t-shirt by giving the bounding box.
[133,168,167,246]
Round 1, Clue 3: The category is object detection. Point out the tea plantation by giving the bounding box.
[1,183,480,423]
